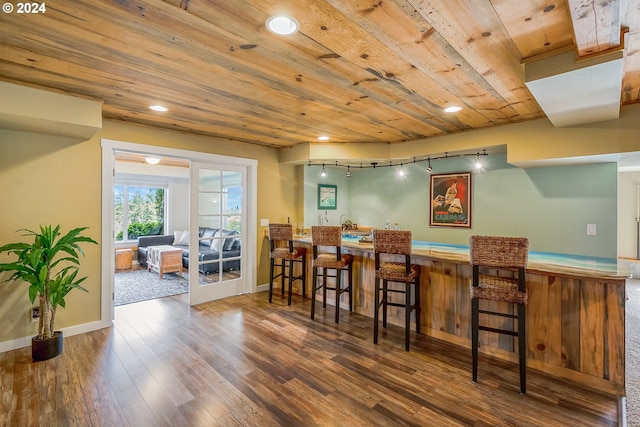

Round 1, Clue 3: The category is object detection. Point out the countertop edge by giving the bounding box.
[292,236,631,282]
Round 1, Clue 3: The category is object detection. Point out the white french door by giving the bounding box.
[102,139,257,324]
[188,162,248,304]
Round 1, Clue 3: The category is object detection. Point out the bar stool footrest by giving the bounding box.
[478,325,519,336]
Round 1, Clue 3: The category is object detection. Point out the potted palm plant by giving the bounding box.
[0,225,98,361]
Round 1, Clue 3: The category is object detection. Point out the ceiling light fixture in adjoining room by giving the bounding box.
[317,135,330,141]
[266,15,299,35]
[149,105,168,112]
[144,155,161,165]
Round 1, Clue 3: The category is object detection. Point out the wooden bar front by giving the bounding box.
[285,238,627,396]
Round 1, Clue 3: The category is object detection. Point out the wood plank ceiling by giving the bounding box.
[0,0,638,148]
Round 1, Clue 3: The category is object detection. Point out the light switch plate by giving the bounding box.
[586,224,596,235]
[260,218,269,226]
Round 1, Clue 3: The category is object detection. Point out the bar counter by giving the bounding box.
[290,235,630,395]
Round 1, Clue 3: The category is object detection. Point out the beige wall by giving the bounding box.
[2,95,640,347]
[0,130,102,341]
[0,120,297,344]
[282,103,640,168]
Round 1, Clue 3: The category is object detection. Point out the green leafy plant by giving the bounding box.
[0,225,98,340]
[116,221,164,240]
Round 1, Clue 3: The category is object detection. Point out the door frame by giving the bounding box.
[100,139,257,324]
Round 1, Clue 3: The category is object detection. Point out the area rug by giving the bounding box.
[114,269,188,306]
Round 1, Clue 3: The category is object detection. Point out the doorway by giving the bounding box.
[101,139,257,324]
[112,151,189,306]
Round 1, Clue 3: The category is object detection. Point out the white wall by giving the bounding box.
[168,180,189,232]
[618,171,640,259]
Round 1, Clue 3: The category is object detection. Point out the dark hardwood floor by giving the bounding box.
[0,291,620,426]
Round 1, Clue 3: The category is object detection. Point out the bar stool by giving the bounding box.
[310,225,353,324]
[372,229,421,351]
[469,235,529,394]
[268,223,307,305]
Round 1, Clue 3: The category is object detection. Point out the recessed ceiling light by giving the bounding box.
[444,106,462,113]
[317,135,330,141]
[266,16,299,35]
[149,105,168,112]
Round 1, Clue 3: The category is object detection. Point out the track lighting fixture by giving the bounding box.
[474,155,483,170]
[308,150,488,175]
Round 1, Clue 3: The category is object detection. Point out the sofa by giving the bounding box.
[137,227,241,275]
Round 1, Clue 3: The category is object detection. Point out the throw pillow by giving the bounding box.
[175,230,190,246]
[223,230,239,251]
[172,230,183,245]
[210,230,222,252]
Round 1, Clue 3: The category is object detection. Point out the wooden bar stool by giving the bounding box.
[268,223,306,305]
[469,235,529,394]
[372,229,421,351]
[310,225,353,324]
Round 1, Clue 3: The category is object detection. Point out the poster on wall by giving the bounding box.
[430,172,471,228]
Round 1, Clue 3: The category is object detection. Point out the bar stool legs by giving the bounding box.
[471,297,479,384]
[518,303,526,394]
[373,275,420,351]
[269,255,306,305]
[471,298,526,394]
[311,263,352,324]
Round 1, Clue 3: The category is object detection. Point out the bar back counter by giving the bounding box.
[291,235,630,396]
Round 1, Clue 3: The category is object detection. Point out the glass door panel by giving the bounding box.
[189,163,247,304]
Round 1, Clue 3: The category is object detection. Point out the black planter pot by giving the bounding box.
[32,331,63,362]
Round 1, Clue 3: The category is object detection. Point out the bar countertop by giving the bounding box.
[294,235,631,282]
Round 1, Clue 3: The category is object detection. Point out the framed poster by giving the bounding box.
[430,172,471,228]
[317,184,337,210]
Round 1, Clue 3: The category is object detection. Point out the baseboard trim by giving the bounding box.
[0,319,112,354]
[619,396,627,427]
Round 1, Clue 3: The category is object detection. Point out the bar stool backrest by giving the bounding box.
[268,223,294,253]
[373,229,412,275]
[373,229,412,255]
[311,226,342,261]
[469,235,528,269]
